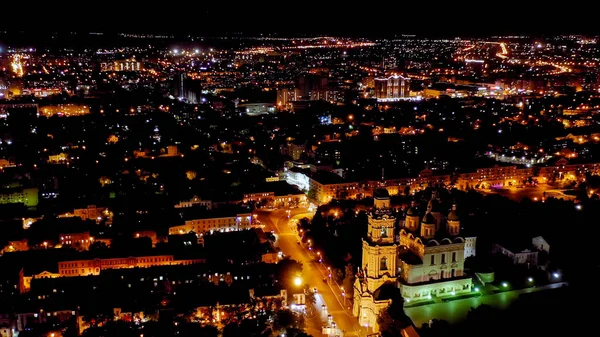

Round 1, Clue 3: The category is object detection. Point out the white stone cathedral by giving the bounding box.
[353,189,475,332]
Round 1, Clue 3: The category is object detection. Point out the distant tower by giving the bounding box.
[446,204,460,236]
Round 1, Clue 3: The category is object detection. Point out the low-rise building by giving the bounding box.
[47,153,69,164]
[58,254,204,277]
[174,196,212,209]
[242,181,307,208]
[60,232,93,251]
[0,188,38,207]
[170,209,253,235]
[492,237,542,266]
[2,239,28,254]
[133,231,160,247]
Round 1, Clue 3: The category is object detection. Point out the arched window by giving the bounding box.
[380,257,388,270]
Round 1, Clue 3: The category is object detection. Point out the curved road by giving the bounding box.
[256,209,366,337]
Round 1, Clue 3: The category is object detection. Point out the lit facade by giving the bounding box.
[175,196,212,209]
[59,205,110,222]
[492,244,538,266]
[0,188,38,207]
[58,255,203,277]
[60,232,93,251]
[353,190,397,333]
[276,88,300,109]
[75,205,104,220]
[39,104,90,117]
[242,191,306,208]
[375,75,410,101]
[100,60,143,72]
[398,197,472,300]
[169,213,253,235]
[1,239,28,254]
[353,190,475,332]
[47,153,69,164]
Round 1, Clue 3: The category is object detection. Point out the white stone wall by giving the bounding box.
[400,277,472,299]
[464,237,477,258]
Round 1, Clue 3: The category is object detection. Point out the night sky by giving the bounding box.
[2,2,598,36]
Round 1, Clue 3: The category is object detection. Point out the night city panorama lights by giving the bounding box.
[0,10,596,337]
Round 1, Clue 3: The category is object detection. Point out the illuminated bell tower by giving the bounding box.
[354,189,399,330]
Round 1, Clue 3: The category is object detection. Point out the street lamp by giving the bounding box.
[294,276,303,287]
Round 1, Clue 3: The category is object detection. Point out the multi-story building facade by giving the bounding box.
[464,236,477,259]
[0,188,38,207]
[169,212,253,235]
[59,205,110,223]
[284,169,359,204]
[19,254,205,292]
[74,205,108,221]
[242,191,306,208]
[60,232,93,251]
[100,60,143,72]
[374,75,411,101]
[57,255,203,277]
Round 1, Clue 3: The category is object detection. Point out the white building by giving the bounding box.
[353,190,475,333]
[493,236,548,267]
[464,236,477,258]
[169,212,253,235]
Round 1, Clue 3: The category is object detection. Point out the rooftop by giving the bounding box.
[180,205,252,221]
[398,247,422,265]
[310,170,349,185]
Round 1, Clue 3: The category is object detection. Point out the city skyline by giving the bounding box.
[0,11,594,337]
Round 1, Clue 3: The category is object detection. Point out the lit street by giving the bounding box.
[256,208,365,337]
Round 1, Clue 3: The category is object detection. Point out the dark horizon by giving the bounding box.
[1,2,599,38]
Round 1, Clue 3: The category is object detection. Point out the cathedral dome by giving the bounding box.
[406,200,418,216]
[427,198,441,212]
[406,206,417,216]
[447,204,459,221]
[374,188,390,199]
[447,210,459,221]
[422,212,436,225]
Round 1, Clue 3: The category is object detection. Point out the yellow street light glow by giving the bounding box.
[294,276,303,287]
